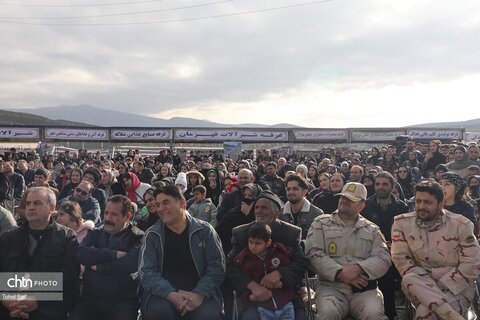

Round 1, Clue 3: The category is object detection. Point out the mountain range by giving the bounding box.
[4,105,299,128]
[2,105,480,130]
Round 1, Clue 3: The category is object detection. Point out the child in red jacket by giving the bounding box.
[234,222,295,320]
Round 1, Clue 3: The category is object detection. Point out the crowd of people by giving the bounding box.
[0,136,479,320]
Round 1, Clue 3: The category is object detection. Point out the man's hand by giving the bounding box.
[336,265,365,284]
[349,276,369,289]
[116,251,127,259]
[247,281,272,302]
[166,291,187,311]
[260,270,282,289]
[178,290,205,314]
[5,300,38,319]
[91,265,97,271]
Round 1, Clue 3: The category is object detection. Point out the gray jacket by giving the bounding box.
[281,199,323,238]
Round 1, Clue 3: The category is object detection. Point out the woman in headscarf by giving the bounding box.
[98,168,125,198]
[446,145,477,178]
[58,168,83,202]
[185,170,205,200]
[421,140,446,175]
[120,172,151,208]
[366,147,383,166]
[133,188,159,232]
[361,173,376,199]
[202,168,223,206]
[395,165,415,201]
[307,166,320,188]
[155,164,174,182]
[440,172,476,224]
[309,172,331,200]
[401,150,421,169]
[380,150,399,174]
[218,174,237,207]
[312,172,346,214]
[468,175,480,201]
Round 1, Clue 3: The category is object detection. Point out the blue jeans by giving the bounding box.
[257,301,295,320]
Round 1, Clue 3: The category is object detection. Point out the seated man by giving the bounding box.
[305,182,391,320]
[59,180,102,226]
[0,187,79,320]
[138,185,225,320]
[70,195,144,320]
[392,180,480,320]
[227,191,309,320]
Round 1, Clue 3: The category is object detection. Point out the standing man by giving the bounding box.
[306,182,391,320]
[361,172,409,320]
[391,180,480,320]
[138,185,225,320]
[0,187,80,320]
[70,195,144,320]
[227,191,309,320]
[281,175,323,239]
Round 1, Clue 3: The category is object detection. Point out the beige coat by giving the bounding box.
[391,210,480,296]
[305,211,391,293]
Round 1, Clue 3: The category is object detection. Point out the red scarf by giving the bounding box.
[125,172,141,203]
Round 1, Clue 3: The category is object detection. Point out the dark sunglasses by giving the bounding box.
[75,187,89,196]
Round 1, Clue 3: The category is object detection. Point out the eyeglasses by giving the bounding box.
[75,187,89,196]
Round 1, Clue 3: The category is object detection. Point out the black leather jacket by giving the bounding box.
[0,221,80,320]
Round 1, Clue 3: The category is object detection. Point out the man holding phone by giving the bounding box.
[280,175,323,239]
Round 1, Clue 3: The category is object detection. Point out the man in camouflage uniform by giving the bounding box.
[306,182,391,320]
[391,180,480,320]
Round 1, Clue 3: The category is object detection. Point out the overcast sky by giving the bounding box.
[1,0,480,127]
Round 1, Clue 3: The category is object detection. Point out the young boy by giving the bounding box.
[187,185,218,226]
[234,222,295,320]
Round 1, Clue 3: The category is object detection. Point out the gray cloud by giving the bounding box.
[1,0,479,117]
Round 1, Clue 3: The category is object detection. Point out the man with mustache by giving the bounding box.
[391,180,480,320]
[70,195,144,320]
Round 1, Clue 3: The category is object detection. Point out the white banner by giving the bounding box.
[45,128,108,140]
[406,129,462,140]
[175,129,288,141]
[111,129,171,140]
[464,132,480,142]
[351,130,405,142]
[294,130,348,141]
[0,128,39,139]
